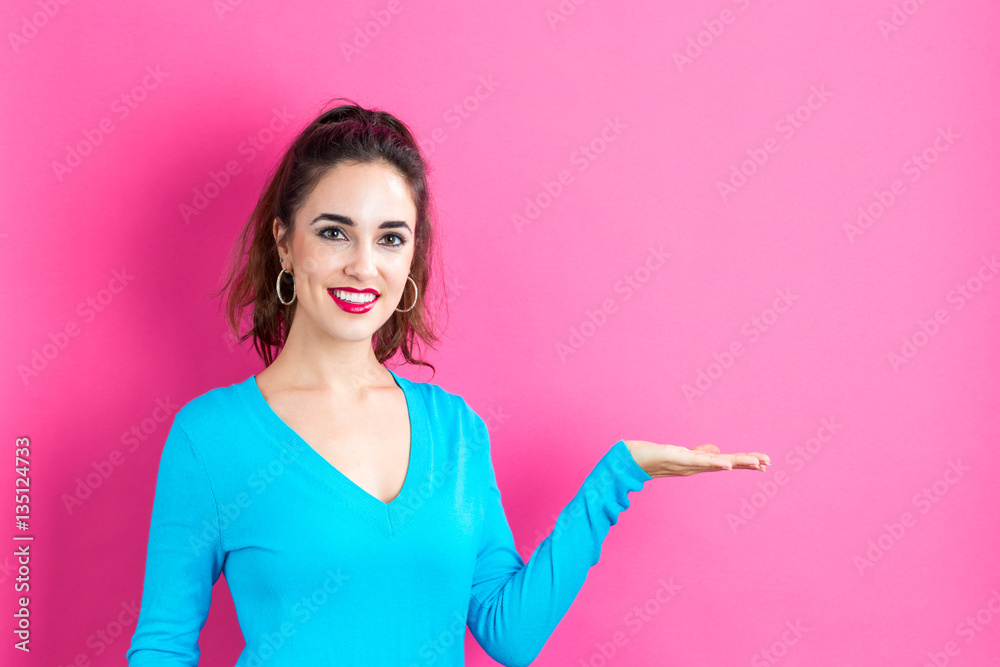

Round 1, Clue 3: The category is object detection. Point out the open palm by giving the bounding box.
[624,440,770,478]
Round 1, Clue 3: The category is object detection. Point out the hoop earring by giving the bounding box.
[395,274,418,313]
[276,267,297,305]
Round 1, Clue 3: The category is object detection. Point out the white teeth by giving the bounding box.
[332,289,377,304]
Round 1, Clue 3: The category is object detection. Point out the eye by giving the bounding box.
[382,233,407,247]
[319,226,345,241]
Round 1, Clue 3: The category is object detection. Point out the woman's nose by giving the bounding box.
[345,245,377,278]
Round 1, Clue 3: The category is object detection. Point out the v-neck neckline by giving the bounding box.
[238,366,427,535]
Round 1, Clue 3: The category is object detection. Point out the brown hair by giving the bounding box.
[214,96,444,375]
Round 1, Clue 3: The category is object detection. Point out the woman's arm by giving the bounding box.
[465,412,651,667]
[125,419,226,666]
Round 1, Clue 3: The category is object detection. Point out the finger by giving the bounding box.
[691,443,720,455]
[685,449,731,470]
[742,452,770,470]
[720,453,764,469]
[723,452,770,467]
[737,454,764,469]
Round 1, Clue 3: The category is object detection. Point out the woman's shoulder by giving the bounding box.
[393,369,482,422]
[395,371,494,467]
[170,375,253,432]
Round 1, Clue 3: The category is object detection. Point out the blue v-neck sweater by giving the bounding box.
[126,368,652,666]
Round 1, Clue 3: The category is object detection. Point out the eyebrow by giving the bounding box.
[310,213,411,233]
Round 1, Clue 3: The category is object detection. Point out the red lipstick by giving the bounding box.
[328,287,379,314]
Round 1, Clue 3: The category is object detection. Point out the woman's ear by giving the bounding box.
[273,217,289,264]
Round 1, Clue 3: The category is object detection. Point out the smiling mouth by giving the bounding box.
[328,289,379,305]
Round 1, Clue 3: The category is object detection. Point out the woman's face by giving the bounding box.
[275,160,417,347]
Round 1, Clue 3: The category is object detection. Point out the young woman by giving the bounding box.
[125,99,770,666]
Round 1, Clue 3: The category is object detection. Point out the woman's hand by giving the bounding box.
[624,440,770,478]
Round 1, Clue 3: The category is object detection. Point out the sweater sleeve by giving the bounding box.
[126,419,227,666]
[465,414,652,667]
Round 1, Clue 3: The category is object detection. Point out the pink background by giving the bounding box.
[3,1,999,665]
